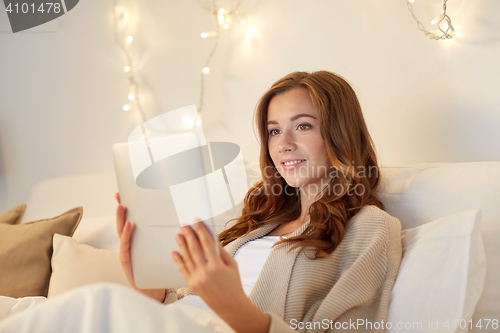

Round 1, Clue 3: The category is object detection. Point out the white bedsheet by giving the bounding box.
[0,283,235,333]
[0,296,47,321]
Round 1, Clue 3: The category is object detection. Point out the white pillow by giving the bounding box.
[387,210,486,333]
[379,162,500,328]
[72,216,120,252]
[48,234,131,298]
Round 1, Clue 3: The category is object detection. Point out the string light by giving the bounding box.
[196,0,247,114]
[431,13,444,25]
[184,117,195,129]
[112,0,147,124]
[406,0,457,40]
[200,31,217,39]
[112,0,248,128]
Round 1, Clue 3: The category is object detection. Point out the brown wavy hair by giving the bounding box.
[218,71,384,259]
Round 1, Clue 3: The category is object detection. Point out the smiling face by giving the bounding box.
[267,88,333,193]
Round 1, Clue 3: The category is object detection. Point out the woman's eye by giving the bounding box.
[298,123,311,130]
[269,124,310,136]
[269,129,280,136]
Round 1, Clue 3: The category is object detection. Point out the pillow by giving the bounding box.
[387,210,486,332]
[0,207,83,298]
[0,205,27,225]
[48,234,131,298]
[72,216,120,252]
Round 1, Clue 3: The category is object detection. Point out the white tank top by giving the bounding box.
[233,235,282,296]
[173,235,283,314]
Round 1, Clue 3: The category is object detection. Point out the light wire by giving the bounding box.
[406,0,455,40]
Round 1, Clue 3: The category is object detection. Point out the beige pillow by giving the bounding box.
[0,204,27,225]
[0,207,83,298]
[48,234,131,298]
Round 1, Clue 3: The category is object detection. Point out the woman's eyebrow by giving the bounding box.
[267,114,316,125]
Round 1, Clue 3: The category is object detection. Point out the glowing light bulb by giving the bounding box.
[219,8,225,15]
[123,105,130,111]
[224,23,229,29]
[240,20,246,25]
[125,36,133,43]
[128,94,135,101]
[124,66,130,72]
[201,31,217,38]
[203,67,210,74]
[407,0,414,2]
[432,14,444,25]
[184,117,195,128]
[218,14,225,23]
[196,118,202,127]
[430,30,442,36]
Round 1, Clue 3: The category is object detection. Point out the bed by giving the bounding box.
[0,161,499,332]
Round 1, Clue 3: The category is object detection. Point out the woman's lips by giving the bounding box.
[281,159,306,170]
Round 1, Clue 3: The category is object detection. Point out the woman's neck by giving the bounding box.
[298,186,320,221]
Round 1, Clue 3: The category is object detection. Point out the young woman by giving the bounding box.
[0,71,401,333]
[116,70,403,333]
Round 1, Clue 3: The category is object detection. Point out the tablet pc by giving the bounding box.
[112,131,218,289]
[112,104,248,289]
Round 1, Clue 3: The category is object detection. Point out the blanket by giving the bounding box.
[0,283,235,333]
[0,296,47,321]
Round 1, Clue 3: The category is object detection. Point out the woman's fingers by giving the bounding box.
[171,251,189,280]
[218,242,237,268]
[119,221,137,288]
[116,204,127,236]
[175,232,197,275]
[115,192,121,204]
[193,221,219,262]
[116,221,166,301]
[181,224,209,267]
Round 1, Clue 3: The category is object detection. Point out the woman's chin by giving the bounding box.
[283,179,304,189]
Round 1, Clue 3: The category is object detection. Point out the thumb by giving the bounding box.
[218,242,237,268]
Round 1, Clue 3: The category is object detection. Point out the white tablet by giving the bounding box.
[112,132,218,289]
[112,104,248,289]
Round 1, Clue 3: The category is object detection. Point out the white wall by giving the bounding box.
[1,0,499,213]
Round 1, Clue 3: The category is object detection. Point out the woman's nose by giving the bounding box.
[278,130,296,153]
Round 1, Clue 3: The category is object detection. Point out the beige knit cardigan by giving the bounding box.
[164,205,403,333]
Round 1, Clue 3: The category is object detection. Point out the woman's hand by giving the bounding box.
[172,220,270,333]
[115,192,166,303]
[171,221,245,310]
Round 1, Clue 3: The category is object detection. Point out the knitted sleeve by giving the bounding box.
[266,207,402,333]
[162,287,197,305]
